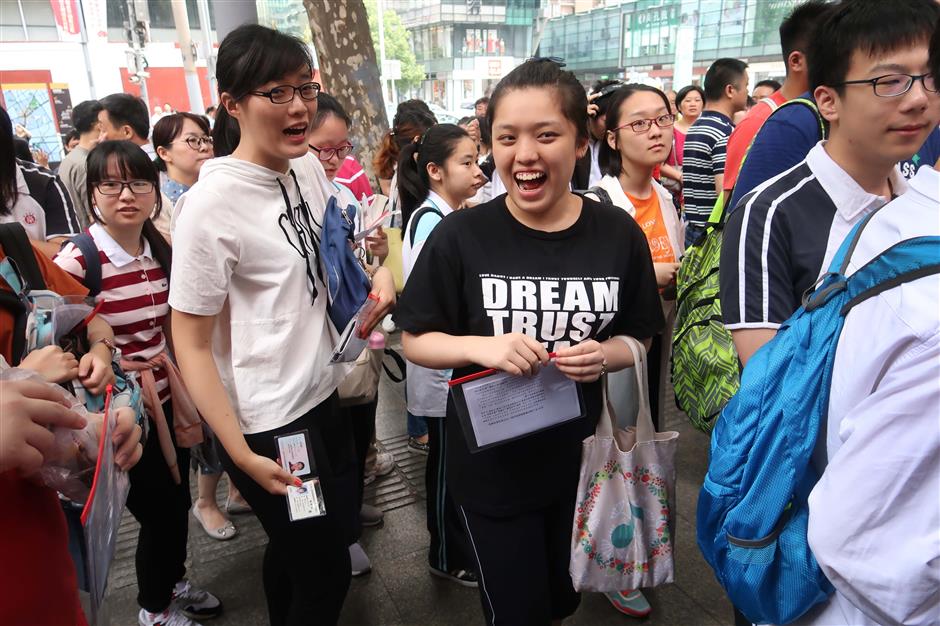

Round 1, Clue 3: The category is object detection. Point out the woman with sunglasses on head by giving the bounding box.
[168,25,395,625]
[307,91,393,578]
[54,140,222,626]
[589,84,684,619]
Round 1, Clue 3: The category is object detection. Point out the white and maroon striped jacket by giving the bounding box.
[54,223,171,401]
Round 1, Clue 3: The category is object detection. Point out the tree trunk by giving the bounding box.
[305,0,388,185]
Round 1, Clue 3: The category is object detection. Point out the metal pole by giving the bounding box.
[17,0,29,40]
[171,0,205,113]
[195,0,218,105]
[77,0,97,99]
[377,0,388,102]
[125,0,150,109]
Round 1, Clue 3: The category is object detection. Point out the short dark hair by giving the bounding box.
[85,140,170,275]
[151,112,211,171]
[65,129,80,143]
[808,0,940,93]
[99,93,150,140]
[0,106,17,213]
[590,79,623,118]
[599,84,673,177]
[703,58,749,103]
[474,96,489,107]
[754,79,782,93]
[675,85,705,109]
[205,105,216,115]
[72,100,104,134]
[779,0,831,69]
[314,92,351,130]
[487,58,589,146]
[931,17,940,83]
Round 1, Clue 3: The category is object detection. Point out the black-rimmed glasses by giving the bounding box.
[249,81,321,104]
[175,135,213,150]
[309,143,354,161]
[95,180,154,195]
[612,114,675,134]
[835,73,937,98]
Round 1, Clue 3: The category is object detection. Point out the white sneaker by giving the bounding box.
[172,579,222,620]
[138,607,201,626]
[349,541,372,576]
[364,451,395,485]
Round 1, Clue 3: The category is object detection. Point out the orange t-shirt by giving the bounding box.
[0,243,89,626]
[723,91,788,192]
[626,191,676,264]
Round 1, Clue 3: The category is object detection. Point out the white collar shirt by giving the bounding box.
[794,166,940,626]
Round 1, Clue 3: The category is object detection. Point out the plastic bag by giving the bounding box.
[0,368,102,501]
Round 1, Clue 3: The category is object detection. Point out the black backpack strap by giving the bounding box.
[408,205,445,246]
[66,233,102,297]
[383,348,406,383]
[588,186,613,205]
[0,223,45,366]
[0,223,45,291]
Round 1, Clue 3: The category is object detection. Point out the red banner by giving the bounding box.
[50,0,81,36]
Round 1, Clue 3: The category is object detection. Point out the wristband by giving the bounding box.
[92,337,117,359]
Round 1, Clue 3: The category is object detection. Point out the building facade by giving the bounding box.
[388,0,542,112]
[538,0,802,88]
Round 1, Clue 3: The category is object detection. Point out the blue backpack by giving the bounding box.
[697,210,940,625]
[321,195,371,331]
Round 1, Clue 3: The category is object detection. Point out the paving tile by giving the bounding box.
[102,340,735,625]
[378,548,483,625]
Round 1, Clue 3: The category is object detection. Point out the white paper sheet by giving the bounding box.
[460,364,582,448]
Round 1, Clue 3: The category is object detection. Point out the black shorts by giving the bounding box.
[459,497,581,625]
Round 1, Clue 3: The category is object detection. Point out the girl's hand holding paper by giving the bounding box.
[469,333,550,376]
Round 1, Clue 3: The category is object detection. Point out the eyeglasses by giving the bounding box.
[248,81,321,104]
[95,180,154,195]
[612,114,676,134]
[835,73,937,98]
[175,135,213,150]
[309,143,354,161]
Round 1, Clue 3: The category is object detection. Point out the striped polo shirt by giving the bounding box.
[720,142,905,329]
[54,223,171,400]
[681,110,733,226]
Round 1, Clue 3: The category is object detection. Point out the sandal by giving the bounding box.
[225,496,252,515]
[191,503,237,541]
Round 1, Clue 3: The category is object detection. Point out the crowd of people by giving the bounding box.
[1,0,939,625]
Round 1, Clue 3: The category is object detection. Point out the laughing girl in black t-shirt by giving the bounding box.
[394,59,664,625]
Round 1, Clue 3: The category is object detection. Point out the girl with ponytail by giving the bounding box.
[398,122,483,586]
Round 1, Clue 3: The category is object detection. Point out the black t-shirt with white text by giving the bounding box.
[394,194,663,516]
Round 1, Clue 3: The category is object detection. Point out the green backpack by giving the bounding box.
[671,98,826,432]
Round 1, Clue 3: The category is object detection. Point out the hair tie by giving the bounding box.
[526,55,566,68]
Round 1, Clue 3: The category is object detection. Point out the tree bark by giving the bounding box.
[305,0,389,185]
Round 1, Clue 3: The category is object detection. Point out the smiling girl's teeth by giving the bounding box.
[515,172,544,181]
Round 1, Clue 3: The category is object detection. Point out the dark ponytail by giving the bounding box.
[85,140,172,277]
[373,104,436,180]
[396,123,469,229]
[211,107,241,157]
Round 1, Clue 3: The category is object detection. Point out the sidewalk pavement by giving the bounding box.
[107,339,732,626]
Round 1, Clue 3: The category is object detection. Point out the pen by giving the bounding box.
[448,352,558,387]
